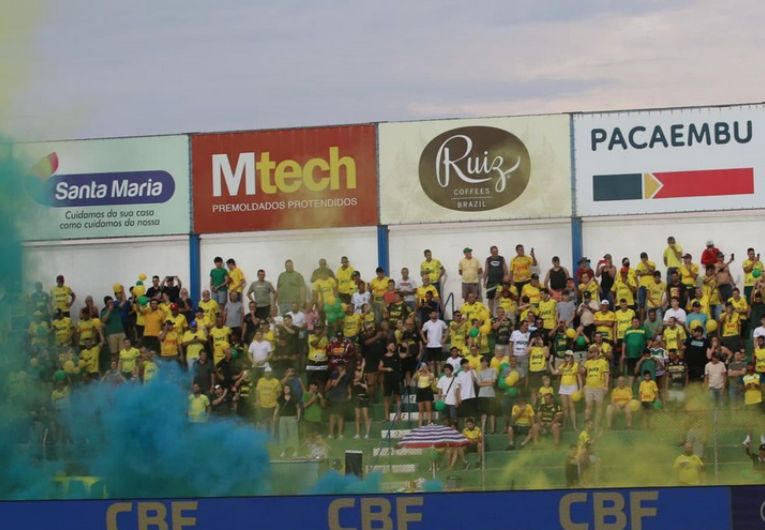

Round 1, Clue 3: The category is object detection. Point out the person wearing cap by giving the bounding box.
[459,247,482,302]
[593,300,616,343]
[167,302,188,333]
[575,290,597,337]
[575,257,594,284]
[50,274,76,317]
[663,236,684,279]
[158,319,181,362]
[510,244,537,294]
[595,254,616,305]
[701,240,721,268]
[685,301,708,335]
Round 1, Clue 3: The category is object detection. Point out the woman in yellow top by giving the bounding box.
[414,363,435,426]
[552,350,581,431]
[719,302,743,353]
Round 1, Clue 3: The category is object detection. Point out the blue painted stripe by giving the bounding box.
[189,234,201,302]
[377,225,389,273]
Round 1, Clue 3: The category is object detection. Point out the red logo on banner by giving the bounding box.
[192,125,378,233]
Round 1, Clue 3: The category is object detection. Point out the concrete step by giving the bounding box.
[388,412,440,422]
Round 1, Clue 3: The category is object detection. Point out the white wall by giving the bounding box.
[199,227,379,295]
[582,209,765,285]
[23,236,190,319]
[389,219,573,317]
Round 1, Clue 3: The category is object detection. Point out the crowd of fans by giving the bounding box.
[20,238,765,482]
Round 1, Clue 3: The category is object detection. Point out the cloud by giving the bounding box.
[2,0,763,140]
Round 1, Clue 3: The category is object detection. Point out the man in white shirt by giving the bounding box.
[753,315,765,340]
[286,303,306,329]
[445,347,464,373]
[663,297,687,324]
[397,267,418,312]
[437,364,458,423]
[351,282,371,313]
[704,353,727,408]
[455,358,478,423]
[510,320,531,376]
[420,310,449,369]
[248,330,273,373]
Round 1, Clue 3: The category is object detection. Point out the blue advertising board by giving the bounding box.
[731,486,765,529]
[0,486,731,530]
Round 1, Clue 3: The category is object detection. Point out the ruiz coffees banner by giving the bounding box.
[191,125,378,233]
[378,115,572,224]
[574,104,765,216]
[14,135,191,241]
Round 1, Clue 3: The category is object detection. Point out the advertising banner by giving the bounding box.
[574,104,765,216]
[731,486,765,529]
[0,486,731,530]
[191,125,378,233]
[13,135,191,241]
[378,115,572,225]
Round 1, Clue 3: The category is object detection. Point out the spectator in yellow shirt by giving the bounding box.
[226,258,246,295]
[420,249,445,297]
[638,370,659,429]
[606,376,633,429]
[459,247,482,302]
[673,442,704,485]
[510,244,537,293]
[663,236,684,278]
[50,274,76,317]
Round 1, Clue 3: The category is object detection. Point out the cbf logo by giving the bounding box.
[418,126,531,212]
[25,152,175,207]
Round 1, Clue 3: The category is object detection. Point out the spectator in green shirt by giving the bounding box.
[210,256,229,306]
[621,317,647,386]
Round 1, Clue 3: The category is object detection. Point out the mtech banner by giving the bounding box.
[191,125,378,233]
[574,104,765,216]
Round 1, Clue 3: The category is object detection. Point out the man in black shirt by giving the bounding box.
[161,276,182,303]
[484,246,508,314]
[683,327,709,382]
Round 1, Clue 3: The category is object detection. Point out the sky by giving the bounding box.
[1,0,764,141]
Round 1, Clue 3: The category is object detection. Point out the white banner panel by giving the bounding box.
[379,115,571,224]
[574,104,764,215]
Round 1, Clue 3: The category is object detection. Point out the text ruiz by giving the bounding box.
[434,134,520,193]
